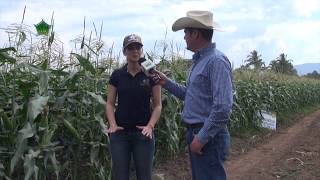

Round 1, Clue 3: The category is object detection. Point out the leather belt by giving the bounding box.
[185,123,204,130]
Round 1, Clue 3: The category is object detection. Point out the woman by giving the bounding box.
[105,34,162,180]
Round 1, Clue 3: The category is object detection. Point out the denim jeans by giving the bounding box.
[109,130,155,180]
[187,127,230,180]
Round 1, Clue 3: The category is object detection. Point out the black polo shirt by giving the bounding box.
[109,65,155,130]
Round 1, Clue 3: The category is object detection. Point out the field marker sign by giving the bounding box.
[260,111,277,130]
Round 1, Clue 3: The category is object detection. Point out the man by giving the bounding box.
[151,10,233,180]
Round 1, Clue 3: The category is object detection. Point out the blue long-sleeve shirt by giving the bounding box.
[164,43,233,144]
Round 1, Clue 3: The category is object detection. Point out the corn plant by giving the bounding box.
[1,14,320,180]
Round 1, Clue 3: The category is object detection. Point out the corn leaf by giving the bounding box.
[27,95,49,122]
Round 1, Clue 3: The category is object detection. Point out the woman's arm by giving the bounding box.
[106,85,123,133]
[137,84,162,138]
[148,84,162,128]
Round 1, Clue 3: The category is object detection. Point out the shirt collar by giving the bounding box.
[192,42,216,63]
[122,64,143,76]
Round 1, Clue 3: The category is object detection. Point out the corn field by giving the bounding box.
[1,22,320,180]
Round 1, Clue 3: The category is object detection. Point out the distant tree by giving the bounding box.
[269,53,297,75]
[304,70,320,79]
[244,50,265,71]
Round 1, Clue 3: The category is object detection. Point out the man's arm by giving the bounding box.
[197,58,233,144]
[163,79,187,100]
[151,69,187,100]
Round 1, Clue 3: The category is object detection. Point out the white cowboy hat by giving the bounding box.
[172,10,222,32]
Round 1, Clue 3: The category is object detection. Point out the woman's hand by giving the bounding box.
[106,125,124,134]
[136,125,154,139]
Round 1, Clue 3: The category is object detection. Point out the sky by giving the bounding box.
[0,0,320,68]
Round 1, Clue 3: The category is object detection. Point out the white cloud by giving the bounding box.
[1,0,320,66]
[219,7,266,21]
[0,31,9,47]
[1,0,225,45]
[263,21,320,63]
[223,25,238,33]
[226,37,263,67]
[225,19,320,67]
[293,0,320,18]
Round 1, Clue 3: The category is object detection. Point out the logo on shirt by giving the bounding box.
[140,78,150,88]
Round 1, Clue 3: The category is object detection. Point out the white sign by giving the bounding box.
[260,111,277,130]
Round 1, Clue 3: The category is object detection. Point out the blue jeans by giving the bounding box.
[187,127,230,180]
[109,130,155,180]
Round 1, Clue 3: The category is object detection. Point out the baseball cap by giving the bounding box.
[123,34,143,49]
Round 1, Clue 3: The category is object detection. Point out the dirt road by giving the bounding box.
[226,110,320,180]
[156,110,320,180]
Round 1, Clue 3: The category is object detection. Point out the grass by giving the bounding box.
[277,104,320,128]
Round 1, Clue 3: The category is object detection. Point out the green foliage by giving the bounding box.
[1,17,320,180]
[1,19,113,180]
[232,70,320,132]
[304,70,320,79]
[269,53,297,75]
[0,47,17,65]
[244,50,265,70]
[71,53,96,75]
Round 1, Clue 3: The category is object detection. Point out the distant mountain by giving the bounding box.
[294,63,320,75]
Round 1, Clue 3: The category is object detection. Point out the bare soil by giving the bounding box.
[155,110,320,180]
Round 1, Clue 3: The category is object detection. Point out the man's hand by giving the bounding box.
[190,134,206,155]
[136,125,154,139]
[149,69,168,86]
[106,125,124,134]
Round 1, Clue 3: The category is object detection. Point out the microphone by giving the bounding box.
[139,57,156,76]
[139,57,161,82]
